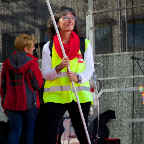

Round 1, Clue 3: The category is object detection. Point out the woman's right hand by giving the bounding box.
[59,56,70,71]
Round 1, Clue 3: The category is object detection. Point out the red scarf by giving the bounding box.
[53,31,80,60]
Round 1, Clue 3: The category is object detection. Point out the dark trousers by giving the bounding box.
[43,101,91,144]
[5,108,38,144]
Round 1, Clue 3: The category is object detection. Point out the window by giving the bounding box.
[34,31,48,59]
[83,23,112,54]
[95,23,113,54]
[44,33,49,42]
[127,19,144,52]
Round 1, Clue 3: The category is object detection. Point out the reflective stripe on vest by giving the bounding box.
[44,85,71,92]
[44,85,91,93]
[72,86,91,93]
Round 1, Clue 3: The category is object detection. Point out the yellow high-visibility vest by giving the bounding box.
[43,39,93,104]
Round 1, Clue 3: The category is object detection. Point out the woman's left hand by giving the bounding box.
[67,71,78,82]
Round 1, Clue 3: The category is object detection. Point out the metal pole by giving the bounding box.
[90,3,144,14]
[93,73,100,144]
[86,0,95,60]
[125,0,128,51]
[45,1,91,143]
[118,0,122,53]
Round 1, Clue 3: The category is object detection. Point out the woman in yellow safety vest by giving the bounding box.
[42,6,95,144]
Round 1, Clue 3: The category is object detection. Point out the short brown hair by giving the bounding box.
[14,34,36,51]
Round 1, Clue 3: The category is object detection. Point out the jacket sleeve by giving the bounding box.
[42,42,59,81]
[1,66,6,106]
[26,61,43,90]
[77,41,95,84]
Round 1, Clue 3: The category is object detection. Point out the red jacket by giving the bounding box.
[1,51,43,111]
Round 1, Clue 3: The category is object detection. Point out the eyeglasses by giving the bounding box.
[26,46,35,49]
[60,16,76,21]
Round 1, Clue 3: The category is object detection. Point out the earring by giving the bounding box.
[57,25,60,29]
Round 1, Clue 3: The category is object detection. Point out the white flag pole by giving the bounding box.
[45,1,91,143]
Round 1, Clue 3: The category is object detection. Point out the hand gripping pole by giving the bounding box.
[45,1,91,143]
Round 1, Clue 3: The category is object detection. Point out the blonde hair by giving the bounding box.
[14,34,36,51]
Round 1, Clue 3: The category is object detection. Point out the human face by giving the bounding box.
[24,44,35,55]
[57,12,75,32]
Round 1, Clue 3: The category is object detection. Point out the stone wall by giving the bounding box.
[95,51,144,144]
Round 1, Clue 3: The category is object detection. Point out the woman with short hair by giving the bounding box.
[1,34,43,144]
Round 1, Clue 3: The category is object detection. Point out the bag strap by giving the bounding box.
[49,40,53,57]
[79,37,85,59]
[49,37,85,58]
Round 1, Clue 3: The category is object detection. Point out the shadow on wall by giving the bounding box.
[0,1,58,62]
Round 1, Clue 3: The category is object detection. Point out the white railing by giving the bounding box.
[97,75,144,123]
